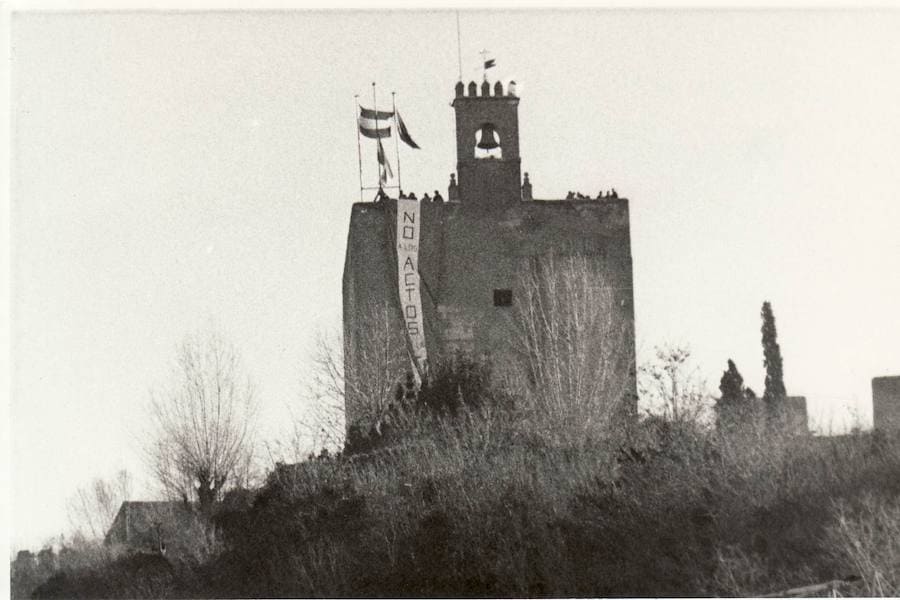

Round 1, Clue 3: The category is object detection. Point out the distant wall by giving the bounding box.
[873,376,900,431]
[781,396,808,435]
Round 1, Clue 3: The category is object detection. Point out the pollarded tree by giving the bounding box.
[761,301,787,420]
[146,329,257,513]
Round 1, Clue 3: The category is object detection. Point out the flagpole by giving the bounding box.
[456,11,462,81]
[354,94,363,203]
[372,82,382,190]
[392,91,401,193]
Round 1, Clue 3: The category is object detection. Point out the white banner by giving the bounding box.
[396,198,428,374]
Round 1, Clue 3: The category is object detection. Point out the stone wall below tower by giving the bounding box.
[873,376,900,431]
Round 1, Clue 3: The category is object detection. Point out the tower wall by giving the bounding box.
[342,197,637,430]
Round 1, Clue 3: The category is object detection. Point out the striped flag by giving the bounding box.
[484,58,496,69]
[359,106,393,139]
[377,138,393,183]
[361,107,394,120]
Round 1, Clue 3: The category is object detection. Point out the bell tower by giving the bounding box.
[452,79,522,207]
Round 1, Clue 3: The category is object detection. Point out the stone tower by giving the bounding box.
[342,77,637,432]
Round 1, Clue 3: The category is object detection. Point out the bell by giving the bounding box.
[476,124,500,150]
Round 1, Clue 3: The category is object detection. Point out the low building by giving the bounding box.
[104,501,200,553]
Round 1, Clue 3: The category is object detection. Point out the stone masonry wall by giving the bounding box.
[343,197,637,430]
[873,375,900,431]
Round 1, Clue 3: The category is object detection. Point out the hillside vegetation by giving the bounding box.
[12,282,898,598]
[18,395,900,598]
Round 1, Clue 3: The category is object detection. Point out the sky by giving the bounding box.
[7,8,900,551]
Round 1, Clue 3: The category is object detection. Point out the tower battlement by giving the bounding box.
[451,79,522,207]
[454,79,518,99]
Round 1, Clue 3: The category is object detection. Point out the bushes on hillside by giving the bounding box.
[829,493,900,596]
[25,339,900,599]
[26,415,900,598]
[198,407,900,598]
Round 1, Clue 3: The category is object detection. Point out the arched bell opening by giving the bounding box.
[474,123,502,159]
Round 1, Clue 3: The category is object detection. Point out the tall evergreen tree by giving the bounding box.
[716,359,758,429]
[761,301,787,418]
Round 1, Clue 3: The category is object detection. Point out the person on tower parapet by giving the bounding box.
[423,192,431,202]
[521,172,533,200]
[448,173,459,201]
[433,190,444,203]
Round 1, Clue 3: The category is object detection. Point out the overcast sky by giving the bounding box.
[9,8,900,551]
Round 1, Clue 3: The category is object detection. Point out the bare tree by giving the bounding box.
[146,329,257,512]
[638,345,712,424]
[341,299,409,436]
[66,469,132,541]
[515,252,634,441]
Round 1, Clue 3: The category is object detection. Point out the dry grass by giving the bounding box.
[828,493,900,596]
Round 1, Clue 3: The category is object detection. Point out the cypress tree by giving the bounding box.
[761,301,787,419]
[718,359,744,407]
[717,359,757,429]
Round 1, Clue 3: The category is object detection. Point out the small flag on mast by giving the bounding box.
[484,58,496,69]
[396,112,420,149]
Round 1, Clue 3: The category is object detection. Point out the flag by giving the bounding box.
[359,118,391,139]
[360,107,394,120]
[396,112,420,149]
[359,106,393,139]
[377,138,393,182]
[484,58,496,69]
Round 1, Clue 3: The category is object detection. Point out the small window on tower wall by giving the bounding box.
[493,289,513,307]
